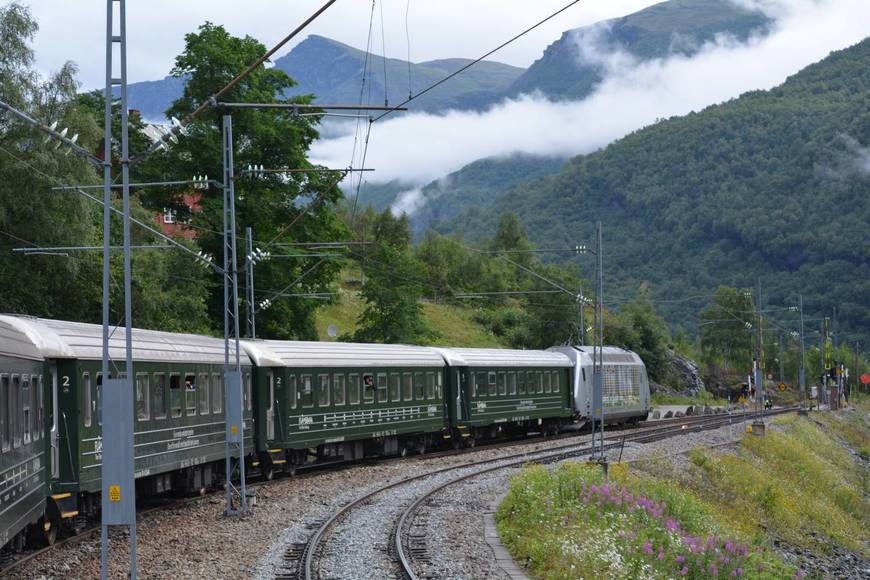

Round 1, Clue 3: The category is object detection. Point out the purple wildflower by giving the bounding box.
[643,542,653,555]
[680,566,689,576]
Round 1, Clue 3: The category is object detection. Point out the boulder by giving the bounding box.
[666,350,706,397]
[703,405,713,415]
[714,407,724,414]
[663,410,674,419]
[651,410,661,420]
[675,411,685,418]
[685,405,695,416]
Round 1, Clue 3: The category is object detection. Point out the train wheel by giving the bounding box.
[263,464,275,481]
[399,445,409,458]
[466,437,477,449]
[43,520,58,546]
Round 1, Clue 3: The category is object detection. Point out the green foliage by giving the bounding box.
[497,462,793,579]
[351,209,434,344]
[700,286,754,371]
[435,40,870,349]
[606,293,672,381]
[151,22,348,339]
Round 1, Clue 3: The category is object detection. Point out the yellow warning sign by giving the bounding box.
[230,424,238,434]
[778,383,787,391]
[109,485,121,502]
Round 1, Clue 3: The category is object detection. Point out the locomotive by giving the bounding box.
[0,315,651,557]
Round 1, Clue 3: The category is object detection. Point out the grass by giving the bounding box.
[498,411,870,579]
[496,463,793,579]
[686,416,870,555]
[314,288,505,347]
[652,390,728,407]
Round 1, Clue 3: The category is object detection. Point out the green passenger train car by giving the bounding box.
[243,340,448,476]
[0,316,254,530]
[435,347,576,444]
[0,318,49,554]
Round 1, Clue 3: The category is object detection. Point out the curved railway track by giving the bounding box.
[285,406,795,580]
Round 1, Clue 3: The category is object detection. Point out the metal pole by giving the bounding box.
[99,0,112,574]
[778,332,784,385]
[222,114,247,515]
[246,226,256,339]
[101,1,136,578]
[754,279,763,418]
[598,222,604,451]
[578,294,585,345]
[799,294,806,400]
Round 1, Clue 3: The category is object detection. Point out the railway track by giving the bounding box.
[0,407,778,578]
[285,406,795,580]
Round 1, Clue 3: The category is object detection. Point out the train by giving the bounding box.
[0,315,651,558]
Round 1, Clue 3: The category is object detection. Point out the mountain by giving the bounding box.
[275,35,523,112]
[507,0,771,100]
[122,35,523,121]
[432,38,870,343]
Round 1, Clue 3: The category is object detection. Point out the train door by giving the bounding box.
[266,371,275,440]
[49,363,59,479]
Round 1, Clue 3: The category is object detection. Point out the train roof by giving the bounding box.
[0,317,44,362]
[241,340,446,368]
[431,347,572,368]
[548,345,645,366]
[0,315,245,365]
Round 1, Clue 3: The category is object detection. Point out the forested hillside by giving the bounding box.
[435,38,870,343]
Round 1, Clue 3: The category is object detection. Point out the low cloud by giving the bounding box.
[818,134,870,180]
[312,0,870,189]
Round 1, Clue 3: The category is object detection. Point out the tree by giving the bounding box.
[700,286,754,371]
[149,22,348,339]
[0,3,102,322]
[352,209,434,344]
[490,211,533,267]
[606,293,671,382]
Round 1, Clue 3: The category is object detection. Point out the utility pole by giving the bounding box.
[778,332,784,385]
[591,222,605,461]
[799,294,806,401]
[754,279,763,417]
[100,1,136,578]
[246,226,256,339]
[222,114,247,515]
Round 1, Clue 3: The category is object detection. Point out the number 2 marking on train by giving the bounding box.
[62,376,70,387]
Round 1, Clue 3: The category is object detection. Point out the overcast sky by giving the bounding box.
[26,0,664,89]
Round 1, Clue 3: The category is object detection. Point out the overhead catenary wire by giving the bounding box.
[373,0,584,123]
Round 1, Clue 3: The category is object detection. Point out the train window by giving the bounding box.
[22,376,31,444]
[517,371,526,395]
[402,373,413,401]
[553,371,561,391]
[83,373,93,427]
[153,374,167,419]
[318,375,330,407]
[0,375,8,451]
[413,373,425,400]
[475,372,486,397]
[389,374,401,402]
[348,374,360,405]
[435,373,443,400]
[12,375,20,448]
[170,374,182,418]
[544,372,551,393]
[136,374,150,421]
[301,375,313,408]
[185,374,197,416]
[487,372,497,396]
[33,376,42,441]
[333,374,346,406]
[536,371,544,394]
[211,373,223,413]
[362,374,374,403]
[199,373,210,415]
[96,374,104,426]
[581,368,586,382]
[377,374,388,403]
[245,373,253,411]
[508,372,517,395]
[288,375,298,409]
[425,373,435,400]
[498,372,506,396]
